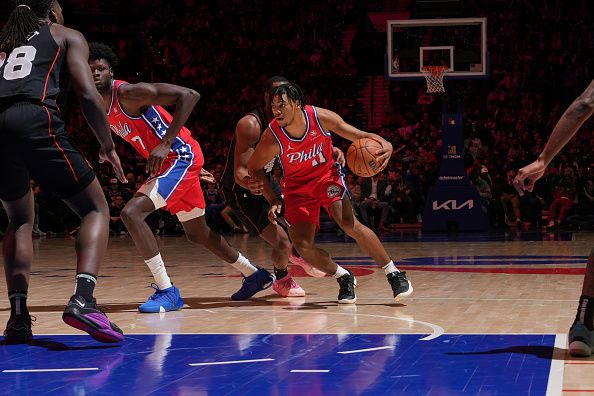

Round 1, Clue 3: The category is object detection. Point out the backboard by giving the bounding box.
[387,17,487,80]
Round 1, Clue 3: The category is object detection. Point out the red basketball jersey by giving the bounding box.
[107,80,202,164]
[268,105,335,194]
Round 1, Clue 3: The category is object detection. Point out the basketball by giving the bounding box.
[346,138,383,177]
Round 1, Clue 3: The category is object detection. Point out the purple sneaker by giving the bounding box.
[62,295,124,343]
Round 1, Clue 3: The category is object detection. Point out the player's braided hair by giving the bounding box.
[268,82,308,108]
[88,42,119,68]
[0,0,54,53]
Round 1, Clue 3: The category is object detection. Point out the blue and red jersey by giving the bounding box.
[107,79,203,167]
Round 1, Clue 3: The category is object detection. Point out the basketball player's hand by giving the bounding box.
[147,142,170,177]
[332,147,345,167]
[513,158,546,196]
[375,139,393,171]
[247,176,264,195]
[200,168,216,184]
[268,199,283,225]
[99,148,127,183]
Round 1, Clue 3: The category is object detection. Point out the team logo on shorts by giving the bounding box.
[326,184,342,198]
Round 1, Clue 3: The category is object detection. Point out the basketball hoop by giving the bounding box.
[421,66,448,94]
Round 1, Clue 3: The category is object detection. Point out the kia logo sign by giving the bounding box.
[432,199,474,211]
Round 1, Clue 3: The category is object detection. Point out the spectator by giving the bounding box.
[345,173,362,212]
[567,179,594,230]
[387,170,416,224]
[360,172,393,231]
[500,170,522,227]
[470,168,493,220]
[204,182,225,228]
[109,195,127,235]
[547,167,576,228]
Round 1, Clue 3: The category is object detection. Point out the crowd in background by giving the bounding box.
[1,0,592,237]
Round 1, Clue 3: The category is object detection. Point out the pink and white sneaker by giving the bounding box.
[273,275,306,297]
[289,253,327,278]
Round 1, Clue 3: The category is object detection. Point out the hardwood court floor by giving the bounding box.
[0,230,592,395]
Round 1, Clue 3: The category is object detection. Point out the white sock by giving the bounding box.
[231,253,258,277]
[382,260,399,275]
[145,253,172,290]
[334,265,349,278]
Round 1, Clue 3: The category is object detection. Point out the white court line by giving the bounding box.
[199,308,445,341]
[337,345,395,354]
[189,358,274,366]
[3,368,98,373]
[545,333,566,396]
[291,370,330,373]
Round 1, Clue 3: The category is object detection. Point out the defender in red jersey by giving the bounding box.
[248,83,413,303]
[89,43,274,310]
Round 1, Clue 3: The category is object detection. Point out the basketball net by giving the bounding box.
[421,66,448,94]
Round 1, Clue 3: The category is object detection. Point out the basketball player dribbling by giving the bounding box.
[514,78,594,357]
[247,83,413,303]
[0,1,126,343]
[88,43,274,312]
[221,76,348,298]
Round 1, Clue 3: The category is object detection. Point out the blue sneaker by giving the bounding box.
[231,268,275,301]
[138,284,184,313]
[569,320,594,357]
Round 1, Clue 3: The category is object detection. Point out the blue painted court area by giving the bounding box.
[1,333,556,395]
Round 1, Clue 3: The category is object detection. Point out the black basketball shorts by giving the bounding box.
[0,101,95,201]
[222,186,284,236]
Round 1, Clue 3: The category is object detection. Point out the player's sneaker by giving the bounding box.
[62,295,124,343]
[568,320,594,357]
[3,314,34,344]
[289,253,326,277]
[387,271,413,301]
[138,284,184,313]
[273,275,306,297]
[231,268,275,301]
[337,269,357,304]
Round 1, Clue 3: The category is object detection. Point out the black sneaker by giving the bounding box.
[3,314,34,344]
[387,271,413,301]
[337,269,357,304]
[62,295,124,343]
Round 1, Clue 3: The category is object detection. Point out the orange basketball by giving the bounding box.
[346,138,383,177]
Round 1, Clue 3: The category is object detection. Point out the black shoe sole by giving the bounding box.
[3,332,32,345]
